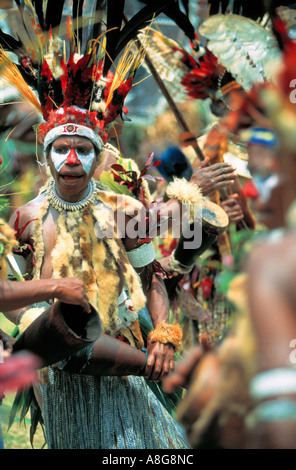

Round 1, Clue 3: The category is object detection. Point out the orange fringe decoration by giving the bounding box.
[149,321,182,352]
[0,47,42,115]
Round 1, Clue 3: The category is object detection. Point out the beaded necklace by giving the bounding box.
[46,177,97,212]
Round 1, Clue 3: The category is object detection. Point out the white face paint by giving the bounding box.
[252,174,280,203]
[50,146,96,175]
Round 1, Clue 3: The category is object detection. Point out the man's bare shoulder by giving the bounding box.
[9,192,47,242]
[12,192,46,218]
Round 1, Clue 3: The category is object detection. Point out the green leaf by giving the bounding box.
[99,171,132,196]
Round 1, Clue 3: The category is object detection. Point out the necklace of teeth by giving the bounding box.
[47,178,98,212]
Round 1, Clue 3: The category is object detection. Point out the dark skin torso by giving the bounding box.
[10,192,131,283]
[9,189,175,381]
[10,192,61,280]
[7,134,175,381]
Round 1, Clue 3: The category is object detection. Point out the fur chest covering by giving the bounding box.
[33,184,146,345]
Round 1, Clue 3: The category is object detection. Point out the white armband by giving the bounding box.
[250,368,296,399]
[127,242,156,268]
[250,399,296,422]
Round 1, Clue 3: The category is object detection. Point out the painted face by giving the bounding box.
[50,140,96,175]
[252,173,281,203]
[48,136,98,202]
[248,144,285,230]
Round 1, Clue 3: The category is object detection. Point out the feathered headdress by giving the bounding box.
[133,2,286,104]
[198,13,282,91]
[207,0,267,20]
[137,28,221,102]
[0,0,180,151]
[214,8,296,138]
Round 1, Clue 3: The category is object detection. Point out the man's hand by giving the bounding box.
[190,158,236,196]
[220,193,244,224]
[144,341,175,382]
[52,278,91,313]
[0,352,41,393]
[157,256,180,277]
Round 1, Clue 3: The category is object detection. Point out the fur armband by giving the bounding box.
[166,177,203,221]
[149,321,182,352]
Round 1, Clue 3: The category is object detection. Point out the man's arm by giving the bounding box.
[247,236,296,370]
[246,234,296,448]
[1,278,91,320]
[144,272,175,381]
[122,210,180,381]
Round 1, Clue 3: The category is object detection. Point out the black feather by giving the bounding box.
[32,0,45,30]
[17,63,38,89]
[44,0,66,34]
[103,0,126,75]
[138,0,195,40]
[161,2,195,40]
[208,1,266,20]
[110,0,175,69]
[180,0,190,16]
[0,28,22,54]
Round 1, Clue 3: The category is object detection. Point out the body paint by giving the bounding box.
[252,174,280,203]
[50,147,96,174]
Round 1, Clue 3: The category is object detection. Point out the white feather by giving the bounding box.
[199,14,282,90]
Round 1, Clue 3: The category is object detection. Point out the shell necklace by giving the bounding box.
[47,177,97,212]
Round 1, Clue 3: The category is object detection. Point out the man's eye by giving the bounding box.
[77,148,89,155]
[54,147,68,154]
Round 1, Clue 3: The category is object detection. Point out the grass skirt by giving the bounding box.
[42,368,189,449]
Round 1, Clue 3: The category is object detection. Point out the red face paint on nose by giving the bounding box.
[66,148,81,166]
